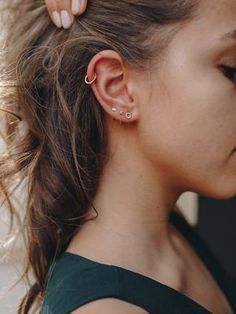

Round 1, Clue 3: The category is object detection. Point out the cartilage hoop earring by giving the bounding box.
[84,73,97,85]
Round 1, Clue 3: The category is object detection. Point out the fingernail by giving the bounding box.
[51,11,62,28]
[60,10,73,29]
[72,0,81,15]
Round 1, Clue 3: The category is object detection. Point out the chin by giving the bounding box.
[197,184,236,200]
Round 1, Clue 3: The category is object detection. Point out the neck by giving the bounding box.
[68,134,187,289]
[82,134,184,266]
[67,122,189,293]
[91,157,179,242]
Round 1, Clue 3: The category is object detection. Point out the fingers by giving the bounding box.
[45,0,88,29]
[71,0,88,16]
[45,0,74,29]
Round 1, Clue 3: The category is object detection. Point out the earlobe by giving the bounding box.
[111,107,133,120]
[85,50,139,123]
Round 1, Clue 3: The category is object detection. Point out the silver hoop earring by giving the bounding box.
[84,73,97,85]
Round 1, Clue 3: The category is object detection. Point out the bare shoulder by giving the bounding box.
[71,298,149,314]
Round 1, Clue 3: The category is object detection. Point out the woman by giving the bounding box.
[0,0,236,313]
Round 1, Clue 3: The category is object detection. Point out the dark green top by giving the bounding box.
[41,211,236,314]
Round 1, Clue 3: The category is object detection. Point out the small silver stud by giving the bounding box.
[111,107,117,112]
[125,112,132,119]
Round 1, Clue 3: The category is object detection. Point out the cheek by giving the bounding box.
[137,84,236,199]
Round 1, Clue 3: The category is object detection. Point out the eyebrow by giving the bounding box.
[220,29,236,41]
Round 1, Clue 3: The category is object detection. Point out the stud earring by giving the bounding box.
[84,73,97,85]
[125,112,132,119]
[111,108,133,120]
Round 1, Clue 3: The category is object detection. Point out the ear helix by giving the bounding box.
[84,73,133,120]
[84,73,97,85]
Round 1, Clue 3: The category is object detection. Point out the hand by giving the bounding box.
[45,0,88,29]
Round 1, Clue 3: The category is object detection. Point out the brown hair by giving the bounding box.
[0,0,200,313]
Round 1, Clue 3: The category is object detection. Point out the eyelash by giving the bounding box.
[220,65,236,83]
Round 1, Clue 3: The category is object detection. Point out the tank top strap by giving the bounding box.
[41,252,211,314]
[41,255,151,314]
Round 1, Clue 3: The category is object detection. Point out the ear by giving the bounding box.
[85,50,140,123]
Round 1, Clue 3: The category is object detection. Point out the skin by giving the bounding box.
[46,0,236,313]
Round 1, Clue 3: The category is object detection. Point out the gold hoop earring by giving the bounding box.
[84,73,97,85]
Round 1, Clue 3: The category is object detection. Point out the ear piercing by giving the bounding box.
[84,73,97,85]
[111,107,133,120]
[125,112,132,119]
[84,74,133,120]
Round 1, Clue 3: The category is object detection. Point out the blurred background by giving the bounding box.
[0,135,28,313]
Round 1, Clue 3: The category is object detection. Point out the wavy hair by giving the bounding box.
[0,0,200,313]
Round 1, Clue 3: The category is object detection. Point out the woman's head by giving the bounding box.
[2,0,236,312]
[106,0,236,200]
